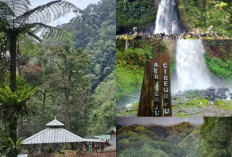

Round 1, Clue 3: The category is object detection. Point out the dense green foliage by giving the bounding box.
[205,53,232,81]
[117,123,201,157]
[0,85,38,119]
[200,117,232,157]
[204,40,232,80]
[177,0,232,36]
[116,0,158,34]
[62,0,116,92]
[177,0,207,30]
[88,72,116,134]
[19,44,91,137]
[205,0,232,37]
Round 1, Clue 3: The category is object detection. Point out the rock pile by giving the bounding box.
[174,87,232,101]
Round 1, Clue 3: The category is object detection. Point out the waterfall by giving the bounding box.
[173,39,213,93]
[154,0,180,34]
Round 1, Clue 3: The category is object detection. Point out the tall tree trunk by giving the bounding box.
[65,86,70,130]
[42,89,47,108]
[7,34,18,157]
[7,115,18,157]
[9,115,17,143]
[9,35,17,92]
[9,34,18,141]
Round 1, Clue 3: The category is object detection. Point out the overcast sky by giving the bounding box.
[117,117,204,126]
[30,0,100,26]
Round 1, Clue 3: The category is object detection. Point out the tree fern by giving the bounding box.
[0,0,80,90]
[16,0,80,24]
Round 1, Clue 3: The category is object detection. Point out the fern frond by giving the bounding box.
[0,1,14,29]
[16,0,80,25]
[18,33,41,57]
[0,1,14,17]
[1,0,30,16]
[31,22,71,41]
[17,22,70,56]
[15,138,22,147]
[27,31,42,42]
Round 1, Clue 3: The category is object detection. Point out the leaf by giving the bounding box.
[0,1,15,16]
[18,33,41,57]
[0,85,38,114]
[16,0,81,25]
[15,138,22,147]
[215,2,228,8]
[7,137,14,147]
[1,0,30,16]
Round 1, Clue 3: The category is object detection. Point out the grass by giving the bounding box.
[205,53,232,81]
[215,100,232,111]
[176,114,189,117]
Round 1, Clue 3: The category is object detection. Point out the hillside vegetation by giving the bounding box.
[177,0,232,37]
[116,0,159,34]
[117,122,201,157]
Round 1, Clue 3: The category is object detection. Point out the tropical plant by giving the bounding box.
[0,85,38,144]
[0,0,80,92]
[0,136,22,157]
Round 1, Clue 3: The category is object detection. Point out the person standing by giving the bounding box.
[133,26,137,33]
[210,25,213,33]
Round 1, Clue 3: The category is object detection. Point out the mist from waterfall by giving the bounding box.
[172,39,213,94]
[154,0,180,34]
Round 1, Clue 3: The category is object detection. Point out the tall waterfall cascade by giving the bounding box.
[173,39,213,93]
[154,0,181,34]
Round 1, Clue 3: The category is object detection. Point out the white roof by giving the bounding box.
[83,138,105,143]
[22,119,83,144]
[46,119,64,127]
[22,128,83,144]
[17,154,28,157]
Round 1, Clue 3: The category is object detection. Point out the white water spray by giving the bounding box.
[226,89,232,100]
[173,39,213,93]
[154,0,180,34]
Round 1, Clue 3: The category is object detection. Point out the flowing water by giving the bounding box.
[154,0,180,34]
[173,39,213,94]
[226,89,232,100]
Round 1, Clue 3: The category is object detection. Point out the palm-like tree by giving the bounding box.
[0,0,80,92]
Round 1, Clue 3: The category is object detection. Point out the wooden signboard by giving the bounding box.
[138,52,172,117]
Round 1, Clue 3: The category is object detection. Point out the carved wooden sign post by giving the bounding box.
[138,52,172,116]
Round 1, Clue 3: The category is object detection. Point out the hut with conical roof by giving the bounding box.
[21,118,105,156]
[22,118,83,144]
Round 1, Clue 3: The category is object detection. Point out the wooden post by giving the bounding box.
[138,52,172,116]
